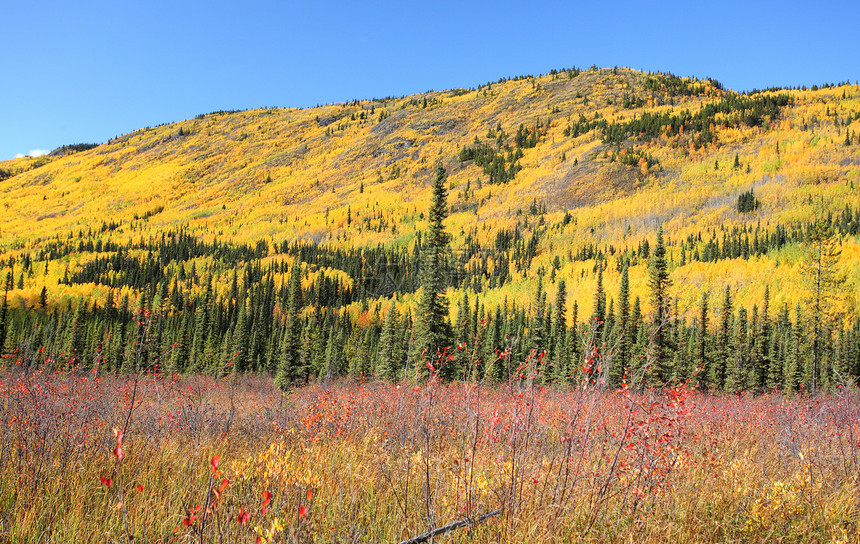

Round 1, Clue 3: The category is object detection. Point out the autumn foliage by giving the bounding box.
[0,359,858,542]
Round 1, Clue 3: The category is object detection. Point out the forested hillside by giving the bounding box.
[2,66,860,392]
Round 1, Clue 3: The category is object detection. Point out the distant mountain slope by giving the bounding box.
[1,66,859,389]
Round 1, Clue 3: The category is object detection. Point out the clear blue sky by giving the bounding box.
[2,0,858,160]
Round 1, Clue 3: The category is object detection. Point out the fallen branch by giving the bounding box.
[396,509,502,544]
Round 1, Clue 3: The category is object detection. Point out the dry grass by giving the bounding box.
[0,362,858,543]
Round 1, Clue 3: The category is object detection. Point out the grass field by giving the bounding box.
[1,356,858,543]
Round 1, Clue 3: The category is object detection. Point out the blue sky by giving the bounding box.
[1,0,858,160]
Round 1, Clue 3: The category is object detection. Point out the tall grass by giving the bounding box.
[0,360,857,542]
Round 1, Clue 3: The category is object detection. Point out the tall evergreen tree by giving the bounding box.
[592,261,606,335]
[647,226,672,383]
[454,292,472,374]
[64,297,86,366]
[549,279,567,381]
[486,305,507,382]
[229,299,249,372]
[754,287,771,389]
[377,298,401,381]
[695,291,710,388]
[276,260,304,389]
[530,274,547,356]
[0,286,7,353]
[189,283,212,372]
[610,265,631,386]
[787,302,806,391]
[804,220,843,394]
[413,162,454,378]
[712,286,733,389]
[769,303,791,390]
[726,307,748,392]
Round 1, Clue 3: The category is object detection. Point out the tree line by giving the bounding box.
[1,169,858,394]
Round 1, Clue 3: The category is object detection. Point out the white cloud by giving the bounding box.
[13,149,49,159]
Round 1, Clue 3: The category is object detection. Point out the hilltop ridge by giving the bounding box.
[0,68,781,242]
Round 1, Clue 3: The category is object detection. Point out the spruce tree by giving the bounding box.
[549,279,567,381]
[0,286,7,353]
[695,291,710,388]
[487,306,507,382]
[276,260,304,389]
[413,162,454,378]
[377,298,401,381]
[610,265,631,386]
[769,303,791,390]
[754,286,771,389]
[726,307,747,392]
[647,226,672,383]
[189,285,212,372]
[229,299,249,372]
[454,292,472,374]
[712,286,733,390]
[592,261,606,335]
[64,297,86,366]
[530,274,547,355]
[851,319,860,379]
[804,220,843,394]
[787,303,806,391]
[310,311,328,379]
[603,298,616,348]
[395,309,410,378]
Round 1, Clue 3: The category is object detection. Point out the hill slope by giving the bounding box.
[1,66,859,389]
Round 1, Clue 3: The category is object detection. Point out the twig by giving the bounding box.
[396,508,502,544]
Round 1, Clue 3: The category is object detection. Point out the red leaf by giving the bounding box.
[210,455,220,472]
[298,505,307,519]
[112,444,124,461]
[236,507,250,525]
[137,484,144,492]
[99,476,113,488]
[261,490,272,508]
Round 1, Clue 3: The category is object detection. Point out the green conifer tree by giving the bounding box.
[413,162,454,378]
[64,297,86,366]
[610,265,631,386]
[695,291,710,388]
[549,279,567,381]
[592,261,606,335]
[530,274,547,357]
[712,286,733,390]
[377,298,401,381]
[0,286,7,353]
[276,260,304,389]
[768,303,790,390]
[726,307,748,392]
[754,286,771,389]
[647,227,672,383]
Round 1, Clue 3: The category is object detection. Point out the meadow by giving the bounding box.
[1,356,858,543]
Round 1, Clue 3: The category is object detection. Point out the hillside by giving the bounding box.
[1,66,859,390]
